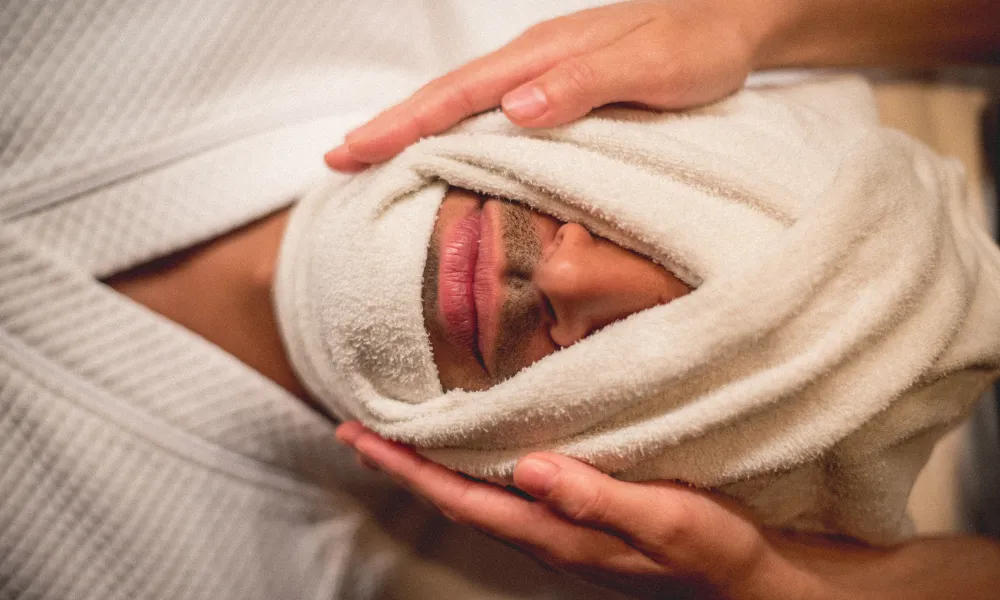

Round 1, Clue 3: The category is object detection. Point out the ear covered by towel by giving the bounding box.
[274,76,1000,543]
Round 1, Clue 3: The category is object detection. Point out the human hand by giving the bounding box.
[325,0,778,172]
[335,421,852,600]
[340,422,1000,600]
[337,422,1000,599]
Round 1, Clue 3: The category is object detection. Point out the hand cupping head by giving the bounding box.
[274,75,1000,543]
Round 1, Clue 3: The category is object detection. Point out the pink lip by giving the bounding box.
[438,207,483,360]
[473,201,503,370]
[437,201,504,372]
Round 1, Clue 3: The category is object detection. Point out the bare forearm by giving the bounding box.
[326,0,1000,170]
[789,535,1000,600]
[752,0,1000,68]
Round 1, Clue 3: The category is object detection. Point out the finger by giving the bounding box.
[339,424,661,575]
[335,420,367,445]
[348,426,563,532]
[334,7,658,166]
[339,46,560,165]
[500,23,671,128]
[340,423,541,528]
[324,144,370,172]
[513,453,768,579]
[325,144,369,172]
[337,424,382,471]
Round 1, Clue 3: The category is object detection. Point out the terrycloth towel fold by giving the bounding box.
[275,76,1000,543]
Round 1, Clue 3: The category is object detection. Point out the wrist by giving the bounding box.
[738,0,810,70]
[769,535,1000,600]
[726,541,844,600]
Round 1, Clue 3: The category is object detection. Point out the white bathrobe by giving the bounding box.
[0,1,629,599]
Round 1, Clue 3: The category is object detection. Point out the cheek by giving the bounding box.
[522,327,560,370]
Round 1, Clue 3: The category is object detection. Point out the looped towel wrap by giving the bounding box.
[275,76,1000,543]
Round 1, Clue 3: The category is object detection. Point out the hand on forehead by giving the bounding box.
[423,188,691,391]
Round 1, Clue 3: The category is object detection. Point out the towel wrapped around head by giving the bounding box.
[275,76,1000,543]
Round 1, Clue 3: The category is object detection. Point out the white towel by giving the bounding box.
[275,76,1000,543]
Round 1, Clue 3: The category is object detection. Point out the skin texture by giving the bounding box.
[325,0,763,171]
[108,189,688,397]
[106,194,1000,598]
[324,0,999,172]
[106,208,311,401]
[338,421,1000,600]
[426,189,689,391]
[321,1,1000,598]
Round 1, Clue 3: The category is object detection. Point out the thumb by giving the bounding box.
[513,453,770,584]
[500,43,652,128]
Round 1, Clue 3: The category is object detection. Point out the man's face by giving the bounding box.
[423,188,691,391]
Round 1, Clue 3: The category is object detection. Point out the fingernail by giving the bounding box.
[514,457,559,496]
[502,86,548,121]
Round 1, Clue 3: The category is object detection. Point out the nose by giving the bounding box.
[534,223,684,348]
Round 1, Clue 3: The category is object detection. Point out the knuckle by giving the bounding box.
[552,57,597,99]
[561,484,611,525]
[438,506,472,527]
[648,59,698,107]
[431,489,475,526]
[410,81,477,136]
[406,106,438,138]
[412,76,449,101]
[520,19,558,41]
[407,107,442,139]
[519,22,544,39]
[443,82,477,116]
[648,494,695,546]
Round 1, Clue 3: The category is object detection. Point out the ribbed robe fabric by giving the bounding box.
[0,1,630,598]
[0,220,631,600]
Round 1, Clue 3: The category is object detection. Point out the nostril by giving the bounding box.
[540,293,557,326]
[551,227,566,252]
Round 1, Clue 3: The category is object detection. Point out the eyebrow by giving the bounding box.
[491,202,543,381]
